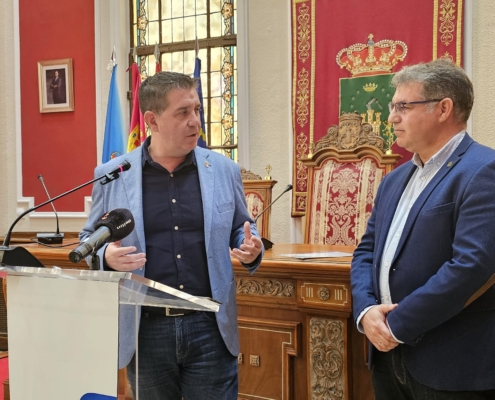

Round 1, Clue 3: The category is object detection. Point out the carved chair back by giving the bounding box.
[241,169,277,240]
[301,112,400,245]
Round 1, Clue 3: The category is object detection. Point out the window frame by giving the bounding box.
[129,0,240,161]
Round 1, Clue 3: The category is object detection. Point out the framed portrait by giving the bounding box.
[37,58,74,113]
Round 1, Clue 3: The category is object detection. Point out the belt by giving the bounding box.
[141,306,198,317]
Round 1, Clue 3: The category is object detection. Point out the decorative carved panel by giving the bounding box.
[237,277,296,298]
[309,317,346,400]
[299,282,350,310]
[241,168,263,180]
[250,355,261,367]
[314,113,385,153]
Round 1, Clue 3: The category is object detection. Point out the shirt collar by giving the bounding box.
[412,130,466,169]
[141,136,197,169]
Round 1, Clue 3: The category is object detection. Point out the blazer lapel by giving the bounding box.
[195,148,214,252]
[391,135,473,264]
[121,150,145,253]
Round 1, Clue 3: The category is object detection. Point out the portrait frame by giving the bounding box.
[37,58,74,113]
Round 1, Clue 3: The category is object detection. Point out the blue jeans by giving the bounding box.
[127,310,238,400]
[372,346,495,400]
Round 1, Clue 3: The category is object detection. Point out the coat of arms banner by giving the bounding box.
[291,0,464,216]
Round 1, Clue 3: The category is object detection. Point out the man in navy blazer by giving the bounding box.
[351,59,495,399]
[80,71,263,399]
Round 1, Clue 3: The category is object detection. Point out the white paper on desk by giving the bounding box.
[278,251,352,259]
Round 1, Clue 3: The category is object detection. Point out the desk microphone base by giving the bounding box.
[261,237,273,250]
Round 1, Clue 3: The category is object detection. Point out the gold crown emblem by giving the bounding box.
[363,83,378,92]
[336,34,408,77]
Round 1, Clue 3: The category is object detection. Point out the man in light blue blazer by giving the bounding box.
[80,71,263,400]
[351,59,495,399]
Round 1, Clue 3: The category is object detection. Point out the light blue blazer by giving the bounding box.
[80,146,263,368]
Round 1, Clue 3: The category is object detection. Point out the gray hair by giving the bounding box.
[139,71,198,114]
[391,59,474,123]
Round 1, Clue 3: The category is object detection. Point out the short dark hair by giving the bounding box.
[139,71,198,115]
[391,59,474,123]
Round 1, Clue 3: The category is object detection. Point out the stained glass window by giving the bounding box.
[131,0,238,161]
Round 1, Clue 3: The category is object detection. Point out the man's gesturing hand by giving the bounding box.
[230,221,263,264]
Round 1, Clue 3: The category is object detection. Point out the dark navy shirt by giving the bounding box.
[141,137,212,298]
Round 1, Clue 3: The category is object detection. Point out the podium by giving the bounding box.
[0,266,220,400]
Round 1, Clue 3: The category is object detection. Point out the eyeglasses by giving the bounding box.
[388,99,443,114]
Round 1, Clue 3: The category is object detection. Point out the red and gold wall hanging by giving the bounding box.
[291,0,464,216]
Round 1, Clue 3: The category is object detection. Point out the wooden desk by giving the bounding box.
[234,244,373,400]
[17,242,373,400]
[13,240,82,270]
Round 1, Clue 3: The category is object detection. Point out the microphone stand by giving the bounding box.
[37,174,64,244]
[0,166,129,267]
[254,184,293,250]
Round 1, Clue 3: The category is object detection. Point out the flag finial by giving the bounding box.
[195,37,200,57]
[154,43,160,61]
[107,46,117,71]
[154,43,161,73]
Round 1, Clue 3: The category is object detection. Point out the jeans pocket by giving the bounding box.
[201,311,217,323]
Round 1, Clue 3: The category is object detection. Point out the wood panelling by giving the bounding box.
[238,317,299,400]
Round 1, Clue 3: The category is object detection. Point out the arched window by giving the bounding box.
[130,0,238,160]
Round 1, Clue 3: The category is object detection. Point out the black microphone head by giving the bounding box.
[94,208,135,242]
[120,160,131,172]
[284,184,293,193]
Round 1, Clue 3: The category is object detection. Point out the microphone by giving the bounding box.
[36,174,64,244]
[254,184,293,250]
[1,160,131,248]
[69,208,135,264]
[100,160,131,185]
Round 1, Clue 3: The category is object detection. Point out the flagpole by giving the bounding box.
[102,47,126,162]
[194,38,207,148]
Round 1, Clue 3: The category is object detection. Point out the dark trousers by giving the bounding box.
[127,310,238,400]
[372,346,495,400]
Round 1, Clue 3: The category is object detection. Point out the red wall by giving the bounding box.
[20,0,96,212]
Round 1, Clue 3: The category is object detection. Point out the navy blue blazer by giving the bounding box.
[351,135,495,391]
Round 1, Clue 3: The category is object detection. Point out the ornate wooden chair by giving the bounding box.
[300,112,401,245]
[240,169,277,241]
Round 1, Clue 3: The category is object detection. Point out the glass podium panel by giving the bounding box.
[0,266,220,312]
[0,265,220,400]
